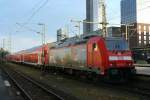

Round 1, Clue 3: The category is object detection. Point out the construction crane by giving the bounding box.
[99,0,108,37]
[71,0,108,37]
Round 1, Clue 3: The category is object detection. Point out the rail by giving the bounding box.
[3,62,150,99]
[2,66,71,100]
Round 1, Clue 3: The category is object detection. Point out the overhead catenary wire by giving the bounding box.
[16,23,38,33]
[26,0,49,24]
[20,0,45,19]
[17,0,49,32]
[29,0,45,14]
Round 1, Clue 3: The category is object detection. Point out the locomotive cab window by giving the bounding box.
[106,38,129,51]
[93,43,97,51]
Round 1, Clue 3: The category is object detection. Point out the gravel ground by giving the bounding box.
[4,63,149,100]
[133,75,150,90]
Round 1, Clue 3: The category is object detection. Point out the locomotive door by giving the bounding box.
[92,43,98,67]
[87,42,97,67]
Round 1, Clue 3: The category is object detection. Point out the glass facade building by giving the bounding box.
[121,0,137,24]
[86,0,101,33]
[121,0,150,24]
[121,0,150,48]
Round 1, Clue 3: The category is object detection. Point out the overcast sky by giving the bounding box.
[0,0,120,52]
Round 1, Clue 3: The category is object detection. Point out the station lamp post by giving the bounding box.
[37,23,46,72]
[16,22,47,73]
[37,23,46,46]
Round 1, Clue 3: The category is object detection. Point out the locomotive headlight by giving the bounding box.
[109,56,118,61]
[123,56,132,60]
[109,56,132,61]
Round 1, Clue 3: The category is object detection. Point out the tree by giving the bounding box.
[0,48,9,59]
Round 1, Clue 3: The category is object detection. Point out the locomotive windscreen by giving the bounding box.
[105,38,129,50]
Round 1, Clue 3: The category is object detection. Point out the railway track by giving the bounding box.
[2,66,76,100]
[55,69,150,98]
[3,62,150,99]
[61,70,150,98]
[117,83,150,98]
[88,78,150,98]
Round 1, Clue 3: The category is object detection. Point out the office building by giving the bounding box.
[121,0,150,48]
[85,0,101,33]
[107,27,121,37]
[57,28,68,42]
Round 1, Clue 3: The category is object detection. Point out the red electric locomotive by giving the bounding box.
[7,33,136,81]
[48,34,136,80]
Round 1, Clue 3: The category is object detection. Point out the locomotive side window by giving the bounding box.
[93,43,97,51]
[93,43,96,49]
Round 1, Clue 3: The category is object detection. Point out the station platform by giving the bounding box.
[136,67,150,75]
[0,69,20,100]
